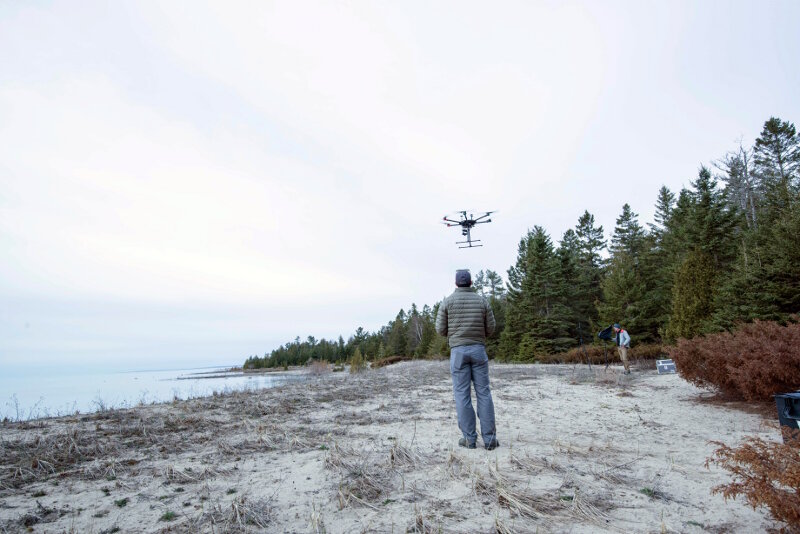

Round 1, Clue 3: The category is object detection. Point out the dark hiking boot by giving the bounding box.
[485,439,500,451]
[458,438,476,449]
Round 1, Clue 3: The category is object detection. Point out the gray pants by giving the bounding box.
[450,344,496,445]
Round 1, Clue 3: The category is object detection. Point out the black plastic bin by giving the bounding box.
[775,392,800,442]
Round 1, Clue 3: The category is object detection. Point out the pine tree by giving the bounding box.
[598,204,655,341]
[649,186,676,237]
[610,204,646,258]
[556,229,581,342]
[406,304,423,355]
[714,119,800,328]
[763,206,800,314]
[754,117,800,215]
[485,270,506,299]
[687,166,739,269]
[665,249,716,340]
[640,186,677,339]
[498,227,573,360]
[473,270,487,296]
[598,251,647,336]
[717,143,758,230]
[659,168,739,337]
[573,211,606,332]
[387,310,408,356]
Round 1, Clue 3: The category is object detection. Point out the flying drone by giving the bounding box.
[442,211,495,248]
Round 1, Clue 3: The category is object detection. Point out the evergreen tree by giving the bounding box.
[473,270,487,296]
[610,204,646,258]
[573,211,606,331]
[687,166,739,269]
[662,167,739,337]
[598,251,647,336]
[485,270,506,299]
[387,310,408,356]
[498,226,573,360]
[336,335,346,362]
[640,186,677,339]
[556,229,581,342]
[416,319,436,358]
[599,205,656,341]
[649,186,676,237]
[754,117,800,215]
[406,304,423,355]
[763,206,800,314]
[717,143,758,230]
[349,346,366,373]
[665,249,716,340]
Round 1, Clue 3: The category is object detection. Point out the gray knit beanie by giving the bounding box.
[455,269,472,287]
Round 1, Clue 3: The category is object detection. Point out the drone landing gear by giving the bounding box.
[457,240,482,249]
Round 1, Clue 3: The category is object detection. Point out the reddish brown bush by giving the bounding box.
[707,435,800,532]
[537,343,666,365]
[670,318,800,402]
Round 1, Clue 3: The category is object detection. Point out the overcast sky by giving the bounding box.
[1,1,799,370]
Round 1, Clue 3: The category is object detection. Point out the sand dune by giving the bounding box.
[0,360,779,533]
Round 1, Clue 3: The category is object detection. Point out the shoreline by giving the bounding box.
[0,361,779,532]
[0,366,314,423]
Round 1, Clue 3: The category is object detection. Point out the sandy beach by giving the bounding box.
[0,360,780,533]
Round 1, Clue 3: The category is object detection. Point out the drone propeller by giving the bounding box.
[444,209,474,217]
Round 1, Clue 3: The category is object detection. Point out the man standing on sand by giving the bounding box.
[435,269,499,450]
[613,323,631,375]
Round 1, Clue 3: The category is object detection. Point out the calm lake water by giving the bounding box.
[0,366,310,421]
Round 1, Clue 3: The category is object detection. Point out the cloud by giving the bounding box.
[1,0,798,366]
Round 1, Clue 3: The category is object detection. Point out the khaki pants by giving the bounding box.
[617,346,630,371]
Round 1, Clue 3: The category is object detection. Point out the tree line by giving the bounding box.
[244,116,800,368]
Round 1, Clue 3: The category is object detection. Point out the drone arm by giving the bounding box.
[442,217,461,224]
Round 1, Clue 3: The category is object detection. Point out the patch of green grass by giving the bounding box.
[639,487,656,498]
[31,490,47,497]
[101,487,111,496]
[319,444,329,451]
[93,510,109,518]
[159,511,177,522]
[382,498,395,505]
[686,520,704,528]
[559,495,574,501]
[113,497,128,508]
[226,488,237,495]
[173,487,185,493]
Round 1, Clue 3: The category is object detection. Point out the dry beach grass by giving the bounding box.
[0,360,782,533]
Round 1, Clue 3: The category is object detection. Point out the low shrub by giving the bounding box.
[537,343,667,365]
[707,434,800,531]
[670,318,800,402]
[349,348,367,374]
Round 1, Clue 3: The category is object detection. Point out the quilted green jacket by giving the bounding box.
[435,288,496,348]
